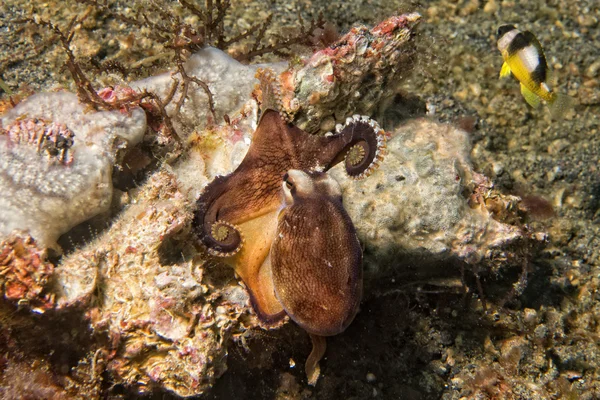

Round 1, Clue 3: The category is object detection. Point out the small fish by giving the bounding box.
[496,24,573,118]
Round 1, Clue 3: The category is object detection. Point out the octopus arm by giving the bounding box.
[192,175,245,257]
[192,111,301,257]
[310,115,387,179]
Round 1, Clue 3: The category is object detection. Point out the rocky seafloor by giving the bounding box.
[0,0,599,399]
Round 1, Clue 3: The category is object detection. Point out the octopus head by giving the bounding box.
[273,170,362,337]
[281,169,342,206]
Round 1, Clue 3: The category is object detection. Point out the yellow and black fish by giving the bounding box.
[497,24,573,118]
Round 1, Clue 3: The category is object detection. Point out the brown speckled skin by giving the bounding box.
[193,109,382,325]
[271,171,362,336]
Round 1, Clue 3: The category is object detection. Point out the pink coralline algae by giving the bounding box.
[0,235,55,312]
[273,12,421,133]
[1,118,75,165]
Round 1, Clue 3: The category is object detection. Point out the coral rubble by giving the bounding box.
[55,170,252,396]
[290,13,421,133]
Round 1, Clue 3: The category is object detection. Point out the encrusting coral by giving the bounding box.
[331,118,538,274]
[0,8,541,398]
[0,92,146,251]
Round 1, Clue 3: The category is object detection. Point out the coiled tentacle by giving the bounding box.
[333,115,387,179]
[206,220,244,257]
[192,176,244,257]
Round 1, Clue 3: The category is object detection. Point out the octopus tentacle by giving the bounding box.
[306,334,327,386]
[255,68,292,123]
[321,115,387,179]
[193,176,244,257]
[344,115,387,179]
[207,220,244,257]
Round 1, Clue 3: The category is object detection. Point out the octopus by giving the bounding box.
[272,169,363,384]
[192,69,387,384]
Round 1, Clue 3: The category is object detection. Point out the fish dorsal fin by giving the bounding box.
[522,31,550,85]
[522,31,544,54]
[520,83,541,108]
[523,32,548,68]
[500,61,512,78]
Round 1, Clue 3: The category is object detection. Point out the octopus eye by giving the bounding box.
[283,173,294,190]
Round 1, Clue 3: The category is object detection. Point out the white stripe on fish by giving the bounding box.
[517,45,540,73]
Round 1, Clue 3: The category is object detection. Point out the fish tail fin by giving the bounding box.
[548,92,575,120]
[520,83,541,108]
